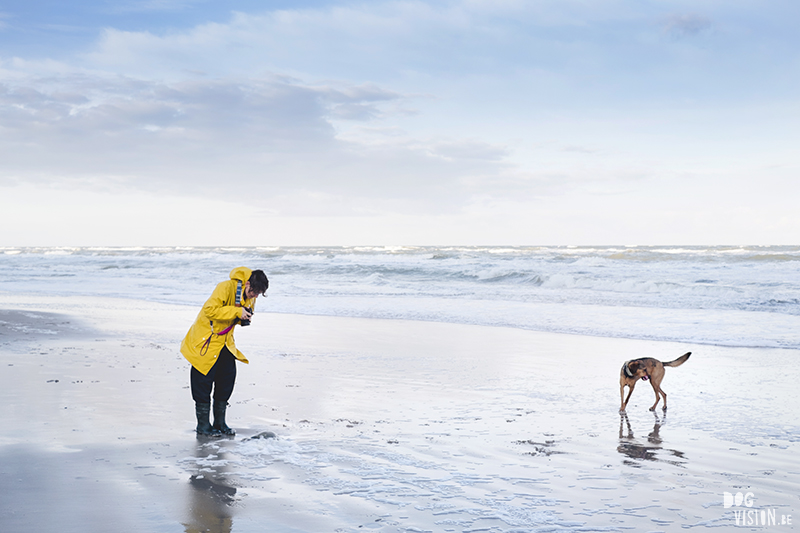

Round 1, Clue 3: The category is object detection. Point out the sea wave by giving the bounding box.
[2,245,799,349]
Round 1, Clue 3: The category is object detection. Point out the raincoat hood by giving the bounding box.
[229,266,252,283]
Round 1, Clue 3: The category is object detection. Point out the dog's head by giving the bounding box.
[625,360,649,380]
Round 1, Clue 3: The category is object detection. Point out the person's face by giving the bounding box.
[244,281,262,300]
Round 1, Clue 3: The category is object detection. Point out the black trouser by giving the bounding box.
[191,345,237,404]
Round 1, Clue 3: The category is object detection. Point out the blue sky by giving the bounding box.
[1,0,798,245]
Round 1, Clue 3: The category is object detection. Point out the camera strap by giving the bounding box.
[201,322,235,356]
[235,280,243,307]
[200,280,244,356]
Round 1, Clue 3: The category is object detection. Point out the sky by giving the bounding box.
[1,0,798,246]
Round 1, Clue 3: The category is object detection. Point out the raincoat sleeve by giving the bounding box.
[202,281,244,321]
[181,275,252,374]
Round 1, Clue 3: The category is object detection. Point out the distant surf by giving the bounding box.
[2,245,800,349]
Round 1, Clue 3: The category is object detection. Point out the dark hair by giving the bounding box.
[249,270,269,295]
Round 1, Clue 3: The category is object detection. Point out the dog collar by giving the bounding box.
[623,361,634,378]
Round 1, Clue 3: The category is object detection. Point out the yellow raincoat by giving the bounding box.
[180,267,256,375]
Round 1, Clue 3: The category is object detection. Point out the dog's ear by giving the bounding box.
[629,361,640,372]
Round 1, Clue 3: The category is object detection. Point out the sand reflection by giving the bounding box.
[617,412,687,467]
[183,440,237,533]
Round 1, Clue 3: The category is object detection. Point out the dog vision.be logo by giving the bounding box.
[724,492,793,527]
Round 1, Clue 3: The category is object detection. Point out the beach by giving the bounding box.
[0,293,797,532]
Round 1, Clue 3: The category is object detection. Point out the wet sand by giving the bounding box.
[0,294,798,532]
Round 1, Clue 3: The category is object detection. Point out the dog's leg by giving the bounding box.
[649,380,661,411]
[620,381,636,412]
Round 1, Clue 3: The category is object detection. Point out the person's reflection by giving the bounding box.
[617,411,685,467]
[183,442,237,533]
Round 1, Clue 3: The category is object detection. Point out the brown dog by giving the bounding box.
[619,352,691,412]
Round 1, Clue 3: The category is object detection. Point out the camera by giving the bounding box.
[238,307,253,327]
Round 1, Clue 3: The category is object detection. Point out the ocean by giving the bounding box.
[2,245,800,350]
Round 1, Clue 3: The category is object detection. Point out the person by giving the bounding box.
[181,267,269,436]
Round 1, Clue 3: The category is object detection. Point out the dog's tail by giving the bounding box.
[663,352,691,367]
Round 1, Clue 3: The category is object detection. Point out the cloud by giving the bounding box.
[3,0,796,231]
[70,1,763,115]
[76,2,608,79]
[561,145,597,154]
[425,140,508,162]
[662,13,711,39]
[111,0,209,13]
[0,68,517,215]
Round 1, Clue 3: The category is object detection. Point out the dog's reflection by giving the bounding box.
[617,412,686,467]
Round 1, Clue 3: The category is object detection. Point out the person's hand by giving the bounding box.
[240,307,253,321]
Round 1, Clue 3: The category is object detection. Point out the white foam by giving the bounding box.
[2,245,800,348]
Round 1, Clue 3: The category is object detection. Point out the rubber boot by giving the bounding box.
[213,400,236,436]
[195,402,221,437]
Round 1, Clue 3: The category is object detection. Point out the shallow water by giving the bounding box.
[173,316,800,532]
[1,294,798,532]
